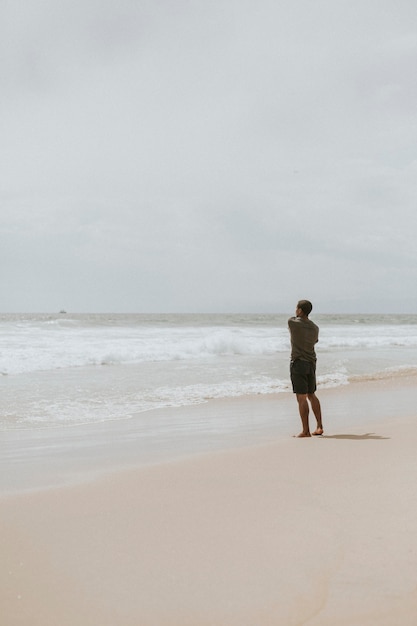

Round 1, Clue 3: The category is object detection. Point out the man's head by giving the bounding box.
[296,300,313,317]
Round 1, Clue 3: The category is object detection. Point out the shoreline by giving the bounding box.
[2,373,417,496]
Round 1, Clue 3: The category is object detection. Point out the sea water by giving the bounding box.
[1,312,417,431]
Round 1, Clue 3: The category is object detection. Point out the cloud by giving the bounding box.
[1,0,417,312]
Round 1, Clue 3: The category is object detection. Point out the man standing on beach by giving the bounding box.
[288,300,323,438]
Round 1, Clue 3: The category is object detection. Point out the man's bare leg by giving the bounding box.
[308,393,323,435]
[294,393,311,437]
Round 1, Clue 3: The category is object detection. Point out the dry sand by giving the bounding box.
[2,381,417,625]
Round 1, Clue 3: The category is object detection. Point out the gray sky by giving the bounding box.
[1,0,417,313]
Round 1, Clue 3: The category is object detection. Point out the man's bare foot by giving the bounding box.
[312,428,324,436]
[293,432,311,438]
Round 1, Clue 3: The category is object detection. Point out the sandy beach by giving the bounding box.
[2,378,417,625]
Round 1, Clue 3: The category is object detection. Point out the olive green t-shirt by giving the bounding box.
[288,316,319,363]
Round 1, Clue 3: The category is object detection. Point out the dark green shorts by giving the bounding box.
[290,359,317,394]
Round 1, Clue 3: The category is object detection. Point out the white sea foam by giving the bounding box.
[0,323,286,375]
[1,313,417,429]
[2,317,417,376]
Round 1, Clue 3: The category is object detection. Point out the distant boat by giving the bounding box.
[59,310,67,314]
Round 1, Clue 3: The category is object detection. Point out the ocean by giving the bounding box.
[1,312,417,431]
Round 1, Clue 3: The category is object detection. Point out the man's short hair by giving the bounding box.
[297,300,313,316]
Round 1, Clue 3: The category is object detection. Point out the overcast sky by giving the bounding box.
[1,0,416,313]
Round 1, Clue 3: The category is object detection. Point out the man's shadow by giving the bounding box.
[321,433,390,440]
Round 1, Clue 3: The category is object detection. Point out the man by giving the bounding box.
[288,300,323,438]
